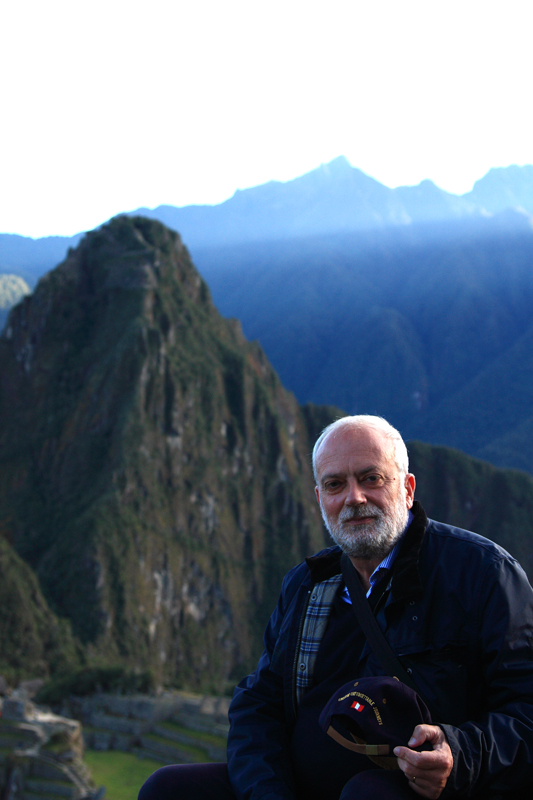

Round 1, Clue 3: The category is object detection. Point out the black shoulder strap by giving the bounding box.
[340,554,438,718]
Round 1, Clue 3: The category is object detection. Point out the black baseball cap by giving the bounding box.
[319,677,432,765]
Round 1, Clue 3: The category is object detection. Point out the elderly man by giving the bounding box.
[139,415,533,800]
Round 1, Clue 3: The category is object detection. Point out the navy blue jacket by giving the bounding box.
[227,503,533,799]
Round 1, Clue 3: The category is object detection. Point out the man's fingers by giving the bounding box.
[394,727,453,800]
[395,746,446,770]
[406,774,433,798]
[396,763,448,800]
[407,723,446,749]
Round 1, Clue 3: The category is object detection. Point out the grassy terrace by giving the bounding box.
[84,711,228,799]
[141,732,206,760]
[155,719,227,748]
[85,751,163,800]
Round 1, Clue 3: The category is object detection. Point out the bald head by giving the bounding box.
[312,415,409,483]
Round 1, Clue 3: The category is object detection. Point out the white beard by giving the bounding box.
[321,497,409,561]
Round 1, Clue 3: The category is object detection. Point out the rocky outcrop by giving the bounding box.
[0,216,327,690]
[0,275,30,334]
[0,692,101,800]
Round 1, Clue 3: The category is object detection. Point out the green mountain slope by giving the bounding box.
[0,536,79,682]
[408,441,533,580]
[0,216,326,691]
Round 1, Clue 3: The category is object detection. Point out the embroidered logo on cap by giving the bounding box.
[320,676,433,767]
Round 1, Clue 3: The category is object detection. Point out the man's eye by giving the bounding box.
[324,481,341,490]
[364,475,382,484]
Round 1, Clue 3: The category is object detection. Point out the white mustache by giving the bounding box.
[338,505,381,522]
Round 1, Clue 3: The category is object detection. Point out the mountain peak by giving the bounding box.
[0,215,325,689]
[317,155,353,175]
[467,164,533,213]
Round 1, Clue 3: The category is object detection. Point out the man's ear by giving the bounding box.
[405,474,416,509]
[315,486,321,506]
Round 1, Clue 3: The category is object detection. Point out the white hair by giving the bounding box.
[312,415,409,482]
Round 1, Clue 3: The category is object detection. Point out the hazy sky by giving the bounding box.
[1,0,531,238]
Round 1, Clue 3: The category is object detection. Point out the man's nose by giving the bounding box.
[344,480,366,505]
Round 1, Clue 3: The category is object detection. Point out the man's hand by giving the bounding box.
[393,724,453,799]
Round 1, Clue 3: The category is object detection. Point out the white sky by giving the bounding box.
[1,0,532,238]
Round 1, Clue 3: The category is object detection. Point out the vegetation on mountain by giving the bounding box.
[408,441,533,580]
[35,665,155,705]
[0,215,326,692]
[301,402,345,456]
[0,536,79,683]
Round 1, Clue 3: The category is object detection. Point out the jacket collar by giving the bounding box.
[305,501,427,600]
[390,500,426,601]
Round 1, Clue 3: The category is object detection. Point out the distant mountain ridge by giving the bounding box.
[466,164,533,213]
[131,158,533,248]
[2,159,533,289]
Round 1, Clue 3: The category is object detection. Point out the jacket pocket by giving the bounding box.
[396,643,474,725]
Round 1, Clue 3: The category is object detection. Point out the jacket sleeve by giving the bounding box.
[227,563,308,800]
[440,556,533,797]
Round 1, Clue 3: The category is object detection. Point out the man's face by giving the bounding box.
[314,425,415,561]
